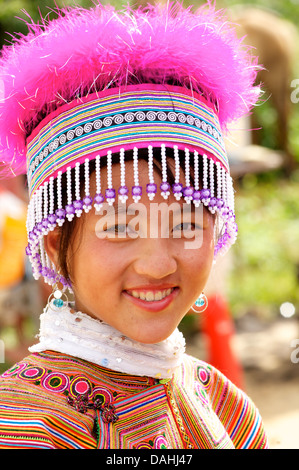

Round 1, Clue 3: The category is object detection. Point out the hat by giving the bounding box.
[0,2,260,289]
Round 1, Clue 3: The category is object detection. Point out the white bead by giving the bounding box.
[57,171,62,209]
[75,162,80,201]
[84,158,90,196]
[194,151,199,191]
[210,158,214,197]
[49,176,54,215]
[148,145,154,184]
[95,154,101,194]
[174,145,180,184]
[203,154,208,189]
[107,151,113,189]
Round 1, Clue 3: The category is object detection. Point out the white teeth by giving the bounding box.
[146,292,154,301]
[154,291,163,301]
[128,288,174,301]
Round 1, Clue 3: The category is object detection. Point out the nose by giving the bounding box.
[132,238,178,279]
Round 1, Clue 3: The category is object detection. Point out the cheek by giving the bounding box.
[70,237,125,290]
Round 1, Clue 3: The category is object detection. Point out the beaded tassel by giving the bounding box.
[193,151,201,207]
[118,148,129,203]
[160,144,170,199]
[48,176,56,230]
[74,162,83,217]
[172,145,182,200]
[183,148,193,204]
[66,166,75,221]
[201,154,210,206]
[83,158,93,212]
[208,158,216,214]
[146,145,157,200]
[105,150,115,205]
[132,147,142,203]
[56,171,65,226]
[94,154,104,212]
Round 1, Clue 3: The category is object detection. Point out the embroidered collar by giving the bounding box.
[29,304,186,380]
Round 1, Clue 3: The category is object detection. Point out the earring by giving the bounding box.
[46,270,69,311]
[191,293,208,313]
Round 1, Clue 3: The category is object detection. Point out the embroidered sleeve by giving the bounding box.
[205,365,269,449]
[0,380,97,449]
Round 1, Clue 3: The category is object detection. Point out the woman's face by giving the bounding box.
[47,159,215,344]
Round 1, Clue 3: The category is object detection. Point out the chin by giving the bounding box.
[126,327,177,345]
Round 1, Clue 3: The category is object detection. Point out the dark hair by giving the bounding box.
[55,147,217,284]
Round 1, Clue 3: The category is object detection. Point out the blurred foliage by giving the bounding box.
[229,170,299,318]
[0,0,122,46]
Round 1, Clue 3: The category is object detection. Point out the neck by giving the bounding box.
[29,303,186,379]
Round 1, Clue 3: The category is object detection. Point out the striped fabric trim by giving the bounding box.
[0,351,268,449]
[26,84,227,197]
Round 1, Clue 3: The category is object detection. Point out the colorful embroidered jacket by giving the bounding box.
[0,350,268,449]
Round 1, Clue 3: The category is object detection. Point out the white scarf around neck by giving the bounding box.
[29,303,186,380]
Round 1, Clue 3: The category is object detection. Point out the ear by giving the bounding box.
[44,228,60,268]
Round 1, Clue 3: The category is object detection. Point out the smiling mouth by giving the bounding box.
[126,288,176,302]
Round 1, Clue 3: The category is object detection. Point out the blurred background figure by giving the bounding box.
[0,175,41,362]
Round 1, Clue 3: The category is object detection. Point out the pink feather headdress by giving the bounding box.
[0,1,260,289]
[0,1,259,176]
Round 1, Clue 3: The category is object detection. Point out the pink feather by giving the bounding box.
[0,1,261,177]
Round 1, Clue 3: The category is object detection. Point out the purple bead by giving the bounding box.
[34,227,41,236]
[42,218,49,229]
[59,275,68,286]
[83,195,93,206]
[94,193,105,204]
[41,267,49,277]
[48,213,57,224]
[118,186,129,196]
[172,182,183,193]
[216,198,224,209]
[200,188,211,199]
[65,204,75,214]
[36,222,44,232]
[55,208,66,219]
[209,197,217,207]
[132,186,142,196]
[183,187,194,197]
[160,182,171,192]
[193,190,201,201]
[25,246,32,256]
[36,261,42,272]
[28,231,35,241]
[73,200,83,211]
[105,188,116,199]
[146,183,157,194]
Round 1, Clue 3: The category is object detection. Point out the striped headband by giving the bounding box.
[25,84,237,288]
[27,84,227,197]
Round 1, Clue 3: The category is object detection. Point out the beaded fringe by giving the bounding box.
[26,145,237,288]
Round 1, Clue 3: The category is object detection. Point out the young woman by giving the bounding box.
[0,2,268,449]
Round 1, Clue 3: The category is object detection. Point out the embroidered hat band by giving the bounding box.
[27,84,227,197]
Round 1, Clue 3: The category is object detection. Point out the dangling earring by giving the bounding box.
[191,293,208,313]
[46,270,69,311]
